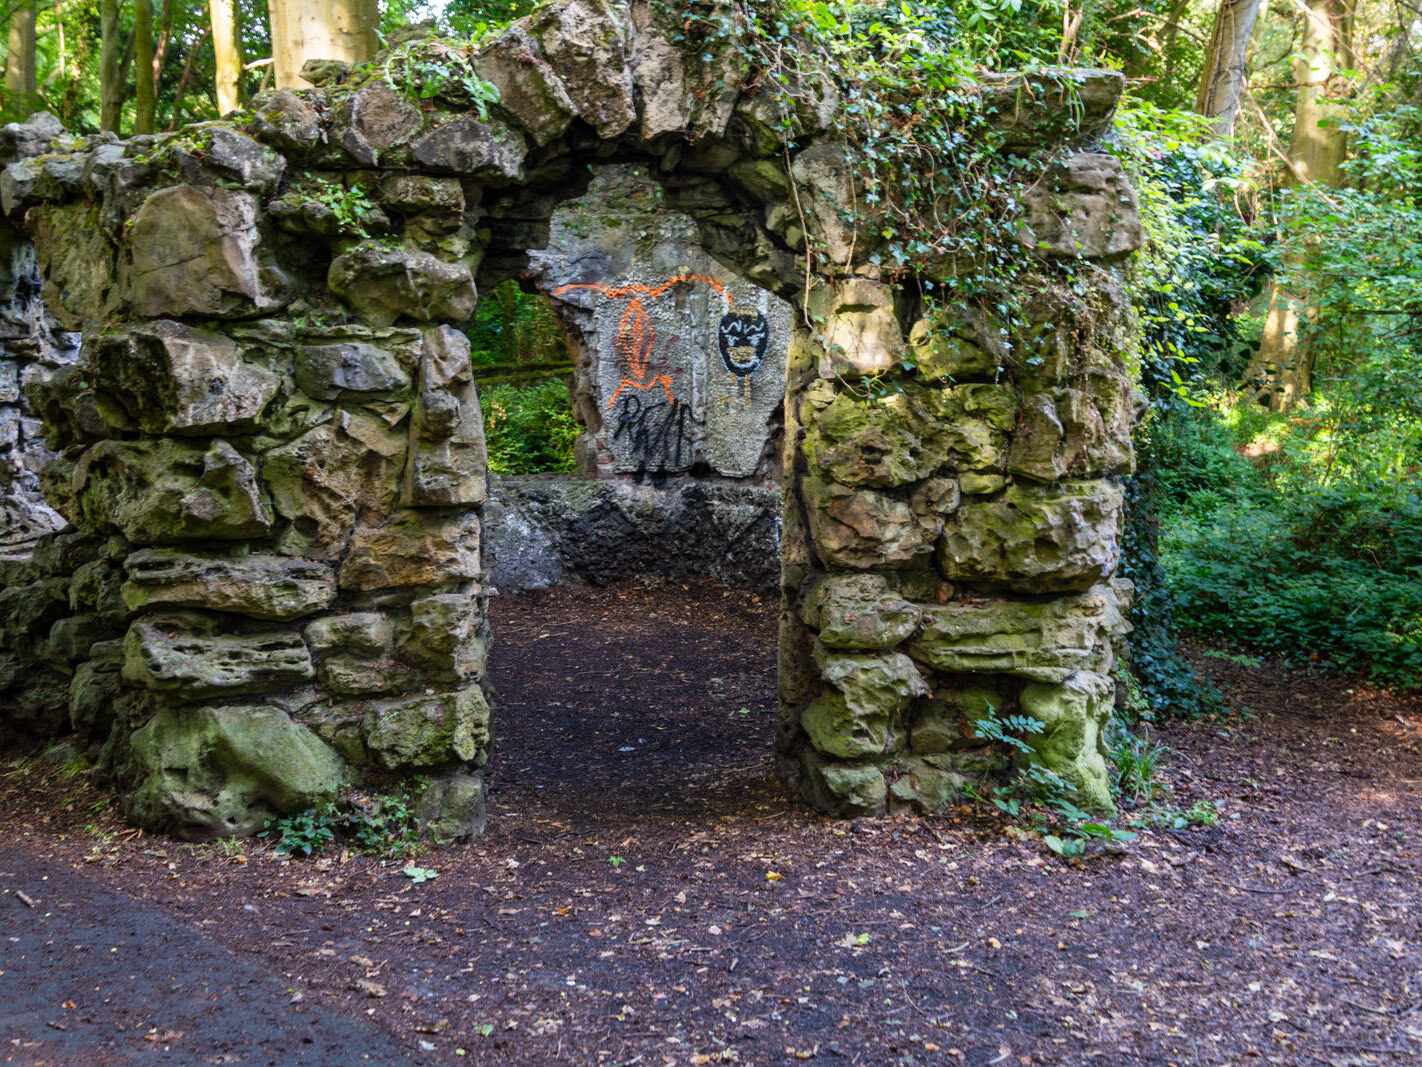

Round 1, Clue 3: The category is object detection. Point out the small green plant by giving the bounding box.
[965,705,1137,858]
[608,855,626,868]
[402,865,439,884]
[301,176,380,238]
[384,39,501,118]
[260,805,338,857]
[1108,723,1167,804]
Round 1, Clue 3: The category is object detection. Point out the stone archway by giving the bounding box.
[0,0,1141,839]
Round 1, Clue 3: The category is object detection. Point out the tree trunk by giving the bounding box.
[1194,0,1261,137]
[209,0,243,116]
[269,0,379,90]
[1288,0,1349,185]
[135,0,156,133]
[100,0,123,133]
[1245,0,1351,411]
[4,1,38,98]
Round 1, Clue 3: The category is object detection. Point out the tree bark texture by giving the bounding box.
[1194,0,1261,137]
[135,0,156,133]
[209,0,243,116]
[99,0,123,133]
[1247,0,1352,411]
[269,0,379,90]
[4,1,37,97]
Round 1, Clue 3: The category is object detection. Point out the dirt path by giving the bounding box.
[2,581,1420,1065]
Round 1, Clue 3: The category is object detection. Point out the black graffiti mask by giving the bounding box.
[717,309,770,377]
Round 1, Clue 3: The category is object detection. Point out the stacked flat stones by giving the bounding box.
[0,0,1142,836]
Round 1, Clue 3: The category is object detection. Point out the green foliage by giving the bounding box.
[301,176,381,238]
[259,805,338,857]
[482,379,580,475]
[1107,720,1166,805]
[468,281,566,368]
[382,38,502,118]
[966,705,1137,858]
[259,784,428,859]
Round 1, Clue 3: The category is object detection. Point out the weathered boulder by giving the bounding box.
[789,143,863,267]
[800,573,921,650]
[72,438,272,543]
[415,771,487,842]
[328,241,477,326]
[1005,377,1133,481]
[69,642,125,736]
[122,613,315,700]
[120,703,347,838]
[800,650,925,758]
[936,480,1123,592]
[802,384,945,488]
[122,549,336,621]
[334,82,424,165]
[531,0,636,139]
[201,127,287,192]
[410,118,526,181]
[90,320,280,436]
[262,413,406,559]
[1021,670,1114,812]
[802,475,958,570]
[810,276,903,377]
[1017,153,1142,260]
[907,309,1005,381]
[799,750,886,816]
[293,340,412,401]
[247,89,324,157]
[398,593,486,683]
[362,686,491,771]
[28,202,119,329]
[122,185,289,318]
[305,611,406,697]
[403,326,487,507]
[472,24,576,146]
[339,508,482,590]
[888,756,971,813]
[908,584,1126,682]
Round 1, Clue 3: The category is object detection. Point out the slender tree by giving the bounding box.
[4,0,38,100]
[269,0,379,89]
[135,0,157,133]
[210,0,243,116]
[1195,0,1262,137]
[1247,0,1354,410]
[100,0,123,132]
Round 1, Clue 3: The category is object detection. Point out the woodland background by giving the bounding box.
[0,0,1417,705]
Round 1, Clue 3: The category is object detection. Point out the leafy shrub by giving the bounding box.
[482,378,580,475]
[1163,484,1422,688]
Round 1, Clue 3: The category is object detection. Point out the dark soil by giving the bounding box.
[2,580,1420,1066]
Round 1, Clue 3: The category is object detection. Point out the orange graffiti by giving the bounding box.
[555,274,732,410]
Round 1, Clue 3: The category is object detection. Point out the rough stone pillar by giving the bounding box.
[775,125,1142,816]
[8,112,493,840]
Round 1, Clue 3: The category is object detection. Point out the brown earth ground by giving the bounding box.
[2,579,1420,1066]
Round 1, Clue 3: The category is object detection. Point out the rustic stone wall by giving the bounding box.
[0,0,1142,837]
[527,164,791,482]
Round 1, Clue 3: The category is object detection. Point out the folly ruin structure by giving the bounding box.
[0,1,1142,839]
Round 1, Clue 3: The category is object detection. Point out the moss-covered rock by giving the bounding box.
[72,438,272,544]
[122,613,314,700]
[119,703,348,838]
[937,479,1123,592]
[1020,670,1114,812]
[799,750,887,816]
[908,584,1126,682]
[362,686,491,771]
[801,573,921,651]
